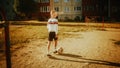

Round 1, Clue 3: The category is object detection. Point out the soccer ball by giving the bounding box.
[57,47,63,54]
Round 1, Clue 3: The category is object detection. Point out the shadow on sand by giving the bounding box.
[110,39,120,46]
[114,41,120,46]
[49,53,120,67]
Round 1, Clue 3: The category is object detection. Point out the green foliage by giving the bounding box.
[0,0,15,20]
[74,16,81,22]
[17,0,39,17]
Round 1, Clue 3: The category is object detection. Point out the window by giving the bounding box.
[64,0,69,2]
[34,0,38,2]
[75,0,81,2]
[64,7,69,12]
[55,7,59,11]
[47,6,50,12]
[74,6,81,11]
[45,0,49,3]
[44,6,47,12]
[40,0,49,3]
[84,6,95,11]
[54,0,59,2]
[40,6,49,12]
[84,6,89,11]
[34,0,40,3]
[89,6,94,11]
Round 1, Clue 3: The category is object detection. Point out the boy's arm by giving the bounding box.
[47,19,50,29]
[55,21,58,34]
[47,23,49,29]
[55,22,58,38]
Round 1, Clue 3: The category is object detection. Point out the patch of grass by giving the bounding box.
[10,25,88,45]
[9,25,98,45]
[2,24,105,46]
[10,25,48,45]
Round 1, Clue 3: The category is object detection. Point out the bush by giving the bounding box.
[74,16,81,22]
[64,17,74,22]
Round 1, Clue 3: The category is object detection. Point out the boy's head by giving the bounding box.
[50,10,58,18]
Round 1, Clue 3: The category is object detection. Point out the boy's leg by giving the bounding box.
[53,34,58,53]
[54,40,57,49]
[47,32,53,56]
[54,34,58,50]
[47,41,51,55]
[53,40,58,53]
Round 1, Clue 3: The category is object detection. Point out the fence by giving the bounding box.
[0,8,11,68]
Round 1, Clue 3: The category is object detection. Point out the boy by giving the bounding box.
[47,10,58,56]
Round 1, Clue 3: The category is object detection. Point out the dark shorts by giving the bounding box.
[48,32,58,41]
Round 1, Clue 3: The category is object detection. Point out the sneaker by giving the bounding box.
[47,53,51,56]
[53,50,57,53]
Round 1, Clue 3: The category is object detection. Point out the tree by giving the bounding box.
[0,0,15,20]
[15,0,39,18]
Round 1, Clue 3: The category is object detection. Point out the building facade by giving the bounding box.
[82,0,108,22]
[32,0,120,22]
[54,0,82,21]
[34,0,50,20]
[110,0,120,21]
[82,0,120,22]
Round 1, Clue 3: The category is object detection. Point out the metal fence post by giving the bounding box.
[0,7,12,68]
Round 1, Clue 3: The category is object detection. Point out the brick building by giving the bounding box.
[33,0,50,20]
[33,0,120,22]
[34,0,82,21]
[110,0,120,21]
[82,0,120,22]
[82,0,108,22]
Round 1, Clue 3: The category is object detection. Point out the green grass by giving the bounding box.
[10,25,48,45]
[9,25,90,45]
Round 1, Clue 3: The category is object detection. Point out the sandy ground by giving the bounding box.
[0,26,120,68]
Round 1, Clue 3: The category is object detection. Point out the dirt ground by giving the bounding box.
[0,23,120,68]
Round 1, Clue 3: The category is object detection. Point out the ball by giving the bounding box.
[57,47,63,54]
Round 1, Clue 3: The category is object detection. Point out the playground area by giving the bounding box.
[0,21,120,68]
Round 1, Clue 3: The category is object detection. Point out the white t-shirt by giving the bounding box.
[47,18,58,34]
